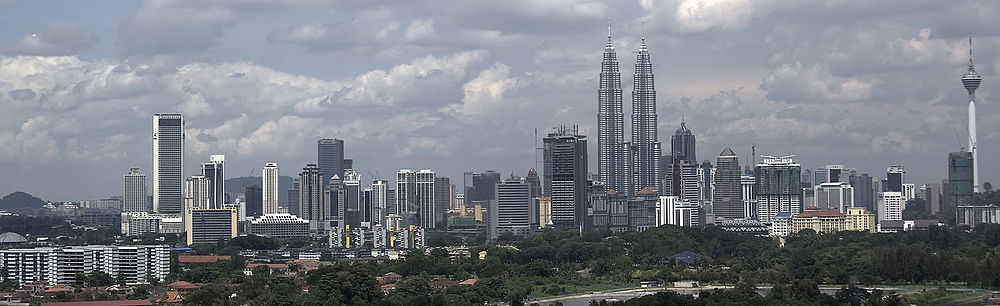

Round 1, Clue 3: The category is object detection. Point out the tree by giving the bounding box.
[985,182,993,192]
[84,271,114,287]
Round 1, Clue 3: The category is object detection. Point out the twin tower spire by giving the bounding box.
[598,25,660,196]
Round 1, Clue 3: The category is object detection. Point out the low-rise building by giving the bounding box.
[247,213,310,239]
[844,207,875,232]
[792,206,845,234]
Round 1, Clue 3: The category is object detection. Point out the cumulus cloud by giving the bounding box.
[3,23,98,56]
[443,62,517,116]
[760,62,876,103]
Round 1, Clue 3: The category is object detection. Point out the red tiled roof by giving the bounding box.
[795,207,844,218]
[178,255,231,263]
[458,279,477,285]
[637,187,657,195]
[168,281,200,290]
[41,301,151,306]
[246,263,289,269]
[383,272,402,278]
[430,278,457,287]
[43,284,72,293]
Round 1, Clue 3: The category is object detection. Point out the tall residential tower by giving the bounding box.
[262,163,279,214]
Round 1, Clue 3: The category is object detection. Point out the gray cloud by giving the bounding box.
[8,88,35,101]
[3,23,98,56]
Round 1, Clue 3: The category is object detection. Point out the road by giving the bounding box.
[531,285,909,306]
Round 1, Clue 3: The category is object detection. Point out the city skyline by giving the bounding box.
[1,1,999,201]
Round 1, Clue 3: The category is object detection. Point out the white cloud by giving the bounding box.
[760,62,876,103]
[443,62,518,116]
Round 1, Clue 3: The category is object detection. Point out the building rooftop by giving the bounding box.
[178,255,231,263]
[0,232,27,244]
[795,206,844,218]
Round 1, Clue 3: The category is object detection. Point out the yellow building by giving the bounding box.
[844,207,875,232]
[792,206,845,234]
[537,196,552,227]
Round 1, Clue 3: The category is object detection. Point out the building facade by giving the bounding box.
[597,29,629,196]
[153,113,184,214]
[201,155,226,208]
[714,147,743,219]
[543,126,588,231]
[844,207,875,232]
[792,207,845,234]
[0,245,169,286]
[630,39,661,195]
[878,191,904,221]
[949,150,974,208]
[490,178,532,239]
[814,182,854,213]
[262,162,279,215]
[247,213,309,239]
[318,138,345,185]
[755,156,802,223]
[186,207,238,245]
[123,167,148,213]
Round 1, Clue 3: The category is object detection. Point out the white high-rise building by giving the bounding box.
[741,175,756,219]
[396,170,415,220]
[372,179,389,226]
[0,245,169,286]
[153,114,184,214]
[123,167,148,212]
[902,183,916,203]
[878,191,903,222]
[656,196,699,227]
[262,162,279,214]
[184,175,210,211]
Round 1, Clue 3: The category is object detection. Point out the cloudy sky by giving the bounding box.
[0,0,997,201]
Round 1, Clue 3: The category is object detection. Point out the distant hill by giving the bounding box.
[225,176,294,204]
[0,192,46,209]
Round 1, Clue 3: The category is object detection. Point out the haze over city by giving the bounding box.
[0,0,997,202]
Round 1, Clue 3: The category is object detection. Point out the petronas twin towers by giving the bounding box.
[598,29,661,195]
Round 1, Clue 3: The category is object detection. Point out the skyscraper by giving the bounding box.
[714,148,743,219]
[961,36,982,192]
[471,170,501,203]
[671,120,696,164]
[949,150,974,207]
[755,156,802,223]
[598,27,628,195]
[298,164,326,233]
[245,185,263,217]
[525,168,542,228]
[326,175,345,227]
[318,138,345,185]
[885,165,904,192]
[396,169,416,220]
[630,38,661,194]
[434,176,450,228]
[416,170,437,228]
[123,168,148,213]
[152,113,183,214]
[856,173,875,211]
[343,169,362,227]
[371,179,389,226]
[543,126,588,231]
[200,155,225,208]
[262,162,279,214]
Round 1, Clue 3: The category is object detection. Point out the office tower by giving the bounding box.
[471,170,501,203]
[962,36,982,192]
[543,126,588,230]
[755,155,802,223]
[343,169,362,227]
[184,175,209,211]
[318,138,345,185]
[200,155,225,208]
[245,185,263,217]
[671,120,696,164]
[814,182,854,213]
[288,178,300,217]
[298,164,326,232]
[885,165,904,192]
[878,192,903,221]
[387,189,397,216]
[699,160,713,204]
[123,167,148,212]
[414,170,437,228]
[923,183,942,215]
[741,175,756,219]
[630,38,662,195]
[262,162,279,214]
[525,168,541,227]
[434,177,450,228]
[186,207,238,245]
[598,28,628,195]
[942,179,952,211]
[372,180,389,226]
[629,189,659,231]
[949,150,974,207]
[490,177,532,239]
[856,173,875,211]
[714,147,743,219]
[665,155,699,203]
[396,170,416,220]
[247,214,309,239]
[362,188,372,225]
[152,113,183,214]
[326,175,345,227]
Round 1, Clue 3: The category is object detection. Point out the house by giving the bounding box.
[380,284,396,293]
[430,278,457,291]
[376,272,403,284]
[40,284,73,297]
[458,279,477,286]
